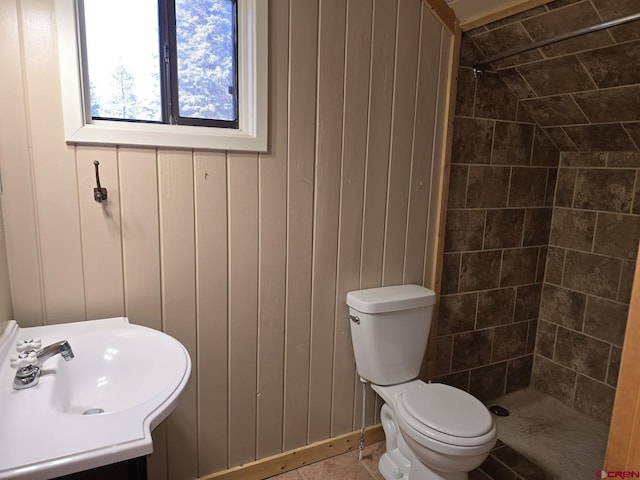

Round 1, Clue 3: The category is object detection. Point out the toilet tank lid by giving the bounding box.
[346,285,436,314]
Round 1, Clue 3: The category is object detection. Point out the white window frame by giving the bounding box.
[54,0,268,152]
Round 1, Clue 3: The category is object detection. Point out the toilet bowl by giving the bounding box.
[373,380,496,480]
[346,285,497,480]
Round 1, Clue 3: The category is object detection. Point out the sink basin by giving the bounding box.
[0,317,191,480]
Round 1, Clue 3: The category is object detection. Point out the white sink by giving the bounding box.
[0,317,191,479]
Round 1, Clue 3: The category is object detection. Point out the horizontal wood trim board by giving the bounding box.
[422,0,458,35]
[460,0,553,31]
[199,425,385,480]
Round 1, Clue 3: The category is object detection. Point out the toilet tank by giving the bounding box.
[346,285,436,386]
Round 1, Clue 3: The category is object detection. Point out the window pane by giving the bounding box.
[83,0,162,122]
[175,0,237,122]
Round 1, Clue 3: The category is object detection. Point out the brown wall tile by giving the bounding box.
[574,374,616,424]
[574,85,640,123]
[500,68,536,100]
[532,355,577,405]
[500,247,539,286]
[584,296,629,346]
[625,123,640,150]
[539,284,586,330]
[439,293,478,335]
[554,168,576,207]
[445,210,486,252]
[452,329,494,371]
[574,168,635,212]
[526,319,538,354]
[578,41,640,88]
[452,117,494,164]
[554,327,610,381]
[563,250,622,299]
[475,73,518,121]
[434,371,470,392]
[470,362,508,401]
[619,261,636,303]
[516,56,596,97]
[477,288,516,328]
[472,23,542,67]
[560,152,607,167]
[543,127,578,151]
[493,322,529,362]
[591,0,640,40]
[536,246,548,282]
[484,209,525,249]
[459,34,483,67]
[515,284,542,321]
[506,355,534,393]
[492,122,534,165]
[607,346,622,388]
[535,320,557,358]
[508,167,548,207]
[593,212,640,260]
[523,208,552,246]
[460,250,502,292]
[549,207,596,251]
[447,165,468,209]
[435,335,453,376]
[519,95,587,127]
[544,246,565,285]
[564,124,637,151]
[467,166,511,208]
[531,128,560,167]
[456,67,476,116]
[441,253,461,294]
[521,2,613,57]
[607,152,640,168]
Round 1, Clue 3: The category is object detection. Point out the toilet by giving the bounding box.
[346,285,497,480]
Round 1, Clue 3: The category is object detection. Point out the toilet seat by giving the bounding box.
[396,383,496,448]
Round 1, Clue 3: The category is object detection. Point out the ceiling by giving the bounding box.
[445,0,553,30]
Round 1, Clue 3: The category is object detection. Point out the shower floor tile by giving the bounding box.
[485,387,609,480]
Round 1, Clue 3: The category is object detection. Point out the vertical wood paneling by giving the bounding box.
[308,0,347,444]
[284,0,319,451]
[20,0,85,324]
[256,0,289,459]
[118,148,162,331]
[76,147,125,320]
[360,0,398,290]
[403,7,443,285]
[158,150,198,480]
[227,153,259,466]
[332,0,373,436]
[0,0,44,326]
[195,151,229,474]
[382,0,422,286]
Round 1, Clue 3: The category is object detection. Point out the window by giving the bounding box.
[55,0,267,151]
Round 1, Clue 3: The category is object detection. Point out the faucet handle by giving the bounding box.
[16,338,42,353]
[10,352,38,369]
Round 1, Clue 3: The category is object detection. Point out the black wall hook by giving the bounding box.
[93,160,108,203]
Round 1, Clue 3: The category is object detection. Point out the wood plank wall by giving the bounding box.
[0,0,453,478]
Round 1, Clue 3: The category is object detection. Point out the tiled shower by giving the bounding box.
[436,0,640,436]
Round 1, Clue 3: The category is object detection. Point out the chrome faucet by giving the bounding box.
[11,340,74,390]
